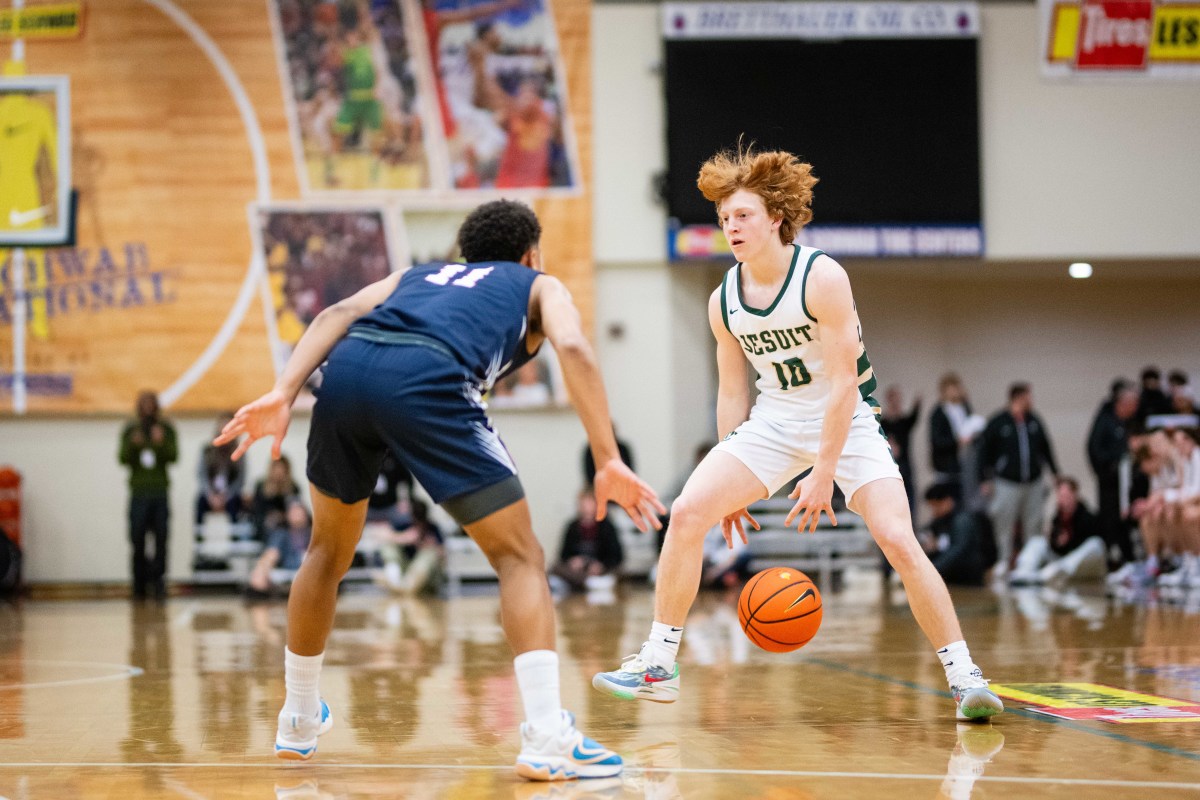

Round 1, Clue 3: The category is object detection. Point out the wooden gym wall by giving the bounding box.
[0,0,593,414]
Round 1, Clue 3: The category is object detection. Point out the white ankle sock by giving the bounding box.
[937,640,982,687]
[643,621,684,669]
[283,648,323,717]
[514,650,561,733]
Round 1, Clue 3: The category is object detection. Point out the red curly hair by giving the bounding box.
[697,146,819,245]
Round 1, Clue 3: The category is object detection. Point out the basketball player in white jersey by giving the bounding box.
[594,147,1003,722]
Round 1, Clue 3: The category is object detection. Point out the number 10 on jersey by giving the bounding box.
[772,357,812,391]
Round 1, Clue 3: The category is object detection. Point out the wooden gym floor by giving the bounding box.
[2,574,1199,799]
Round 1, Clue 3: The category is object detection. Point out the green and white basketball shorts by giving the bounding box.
[713,410,902,509]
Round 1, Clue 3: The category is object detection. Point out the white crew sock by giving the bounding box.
[514,650,562,733]
[642,621,684,669]
[283,648,324,717]
[937,640,982,688]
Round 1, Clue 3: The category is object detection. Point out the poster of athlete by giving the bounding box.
[0,76,71,246]
[249,204,406,407]
[420,0,580,192]
[271,0,434,192]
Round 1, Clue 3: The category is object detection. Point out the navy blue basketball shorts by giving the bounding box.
[306,335,524,525]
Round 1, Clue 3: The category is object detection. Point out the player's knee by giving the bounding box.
[873,522,921,567]
[667,496,710,544]
[481,535,544,574]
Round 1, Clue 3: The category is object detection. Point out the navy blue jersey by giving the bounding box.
[352,261,540,390]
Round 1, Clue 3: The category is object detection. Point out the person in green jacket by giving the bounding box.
[118,390,178,599]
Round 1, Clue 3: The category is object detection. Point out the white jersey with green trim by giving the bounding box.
[719,245,880,423]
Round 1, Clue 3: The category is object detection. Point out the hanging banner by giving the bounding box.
[663,2,980,38]
[1040,0,1200,79]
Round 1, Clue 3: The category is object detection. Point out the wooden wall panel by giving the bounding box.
[0,0,592,414]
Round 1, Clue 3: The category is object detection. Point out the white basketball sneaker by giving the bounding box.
[951,670,1004,722]
[275,699,334,761]
[515,710,623,781]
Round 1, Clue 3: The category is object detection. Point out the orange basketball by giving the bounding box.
[738,567,822,653]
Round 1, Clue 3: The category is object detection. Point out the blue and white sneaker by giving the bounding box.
[275,699,334,761]
[515,710,623,781]
[952,671,1004,722]
[592,653,680,703]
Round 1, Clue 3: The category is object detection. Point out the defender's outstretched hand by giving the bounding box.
[212,389,291,462]
[592,459,667,533]
[720,507,760,549]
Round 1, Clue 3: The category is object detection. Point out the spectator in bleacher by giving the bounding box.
[1110,430,1186,587]
[979,383,1058,578]
[550,489,624,593]
[118,389,178,600]
[247,498,313,596]
[881,385,921,517]
[1009,477,1106,585]
[196,413,246,525]
[920,482,989,587]
[1137,366,1172,425]
[1168,370,1191,401]
[700,524,751,590]
[1088,381,1139,567]
[247,455,302,542]
[1170,383,1197,417]
[375,497,445,594]
[366,451,414,524]
[1157,429,1200,588]
[928,373,986,510]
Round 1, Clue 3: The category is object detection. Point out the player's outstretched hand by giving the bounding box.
[720,508,760,549]
[593,459,667,533]
[212,389,291,462]
[784,472,838,534]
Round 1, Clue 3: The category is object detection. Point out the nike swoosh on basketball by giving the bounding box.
[9,205,50,227]
[784,587,815,612]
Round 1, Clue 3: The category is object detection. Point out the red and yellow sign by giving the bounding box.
[992,682,1200,724]
[1046,0,1200,70]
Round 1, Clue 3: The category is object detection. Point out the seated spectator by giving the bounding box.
[550,490,623,592]
[700,524,751,590]
[1110,430,1198,587]
[1157,429,1200,588]
[197,413,245,525]
[246,455,301,541]
[366,451,414,524]
[374,498,445,595]
[247,499,312,596]
[920,483,990,587]
[1009,477,1107,585]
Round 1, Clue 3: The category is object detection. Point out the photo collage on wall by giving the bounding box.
[270,0,579,196]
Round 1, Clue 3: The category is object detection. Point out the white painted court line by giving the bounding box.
[0,763,1196,789]
[0,660,143,690]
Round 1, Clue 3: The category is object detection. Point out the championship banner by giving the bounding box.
[1040,0,1200,78]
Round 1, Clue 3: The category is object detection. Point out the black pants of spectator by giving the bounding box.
[130,494,169,598]
[1096,475,1134,567]
[195,493,244,526]
[551,558,609,592]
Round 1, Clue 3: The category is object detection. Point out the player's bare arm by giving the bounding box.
[784,255,858,533]
[708,287,761,547]
[532,275,665,531]
[213,270,404,461]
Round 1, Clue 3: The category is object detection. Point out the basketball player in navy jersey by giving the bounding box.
[594,148,1003,723]
[215,200,664,779]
